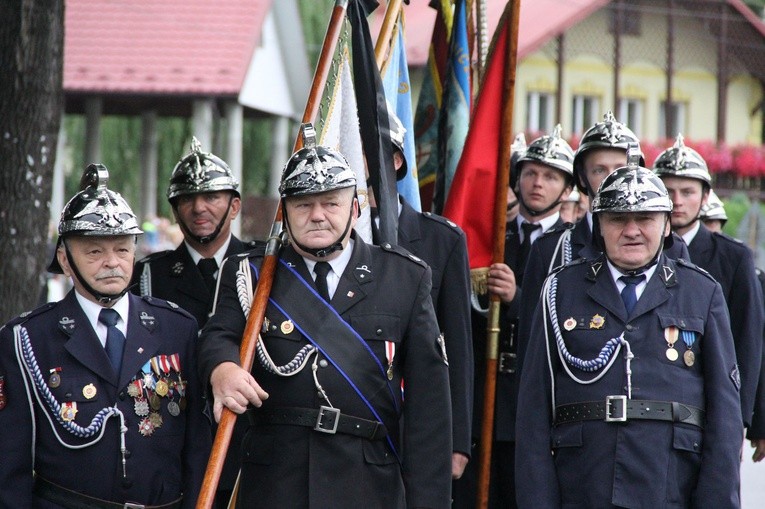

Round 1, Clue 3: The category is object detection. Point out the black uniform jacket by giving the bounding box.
[516,255,742,508]
[0,291,210,508]
[132,235,258,329]
[471,217,563,443]
[518,218,690,379]
[397,198,473,456]
[687,224,763,426]
[198,235,452,509]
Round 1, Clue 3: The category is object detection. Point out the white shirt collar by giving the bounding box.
[185,234,232,269]
[607,260,658,300]
[75,291,130,347]
[303,238,355,300]
[516,212,560,243]
[681,221,701,246]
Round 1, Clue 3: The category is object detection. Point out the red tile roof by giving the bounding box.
[64,0,272,95]
[395,0,765,66]
[391,0,609,67]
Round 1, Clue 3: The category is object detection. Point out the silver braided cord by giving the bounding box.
[14,325,129,474]
[541,273,634,417]
[139,263,151,297]
[235,258,316,376]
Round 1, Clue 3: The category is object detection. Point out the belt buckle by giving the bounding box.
[124,504,146,509]
[315,406,340,434]
[498,352,516,374]
[605,395,627,422]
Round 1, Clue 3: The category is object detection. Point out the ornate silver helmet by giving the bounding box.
[700,189,727,223]
[516,124,574,178]
[652,133,712,186]
[167,137,239,202]
[58,164,143,237]
[573,111,643,194]
[592,145,672,214]
[509,132,527,189]
[49,164,142,273]
[279,123,356,198]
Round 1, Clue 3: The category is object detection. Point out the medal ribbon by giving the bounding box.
[168,353,181,373]
[681,329,696,349]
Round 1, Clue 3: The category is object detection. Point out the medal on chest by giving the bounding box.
[664,326,679,361]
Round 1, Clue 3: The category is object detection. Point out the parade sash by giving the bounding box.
[252,259,400,458]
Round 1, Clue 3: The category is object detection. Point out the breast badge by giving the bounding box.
[563,317,577,331]
[82,383,97,400]
[589,315,605,329]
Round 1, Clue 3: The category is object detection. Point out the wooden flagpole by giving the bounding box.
[195,1,350,507]
[475,1,521,507]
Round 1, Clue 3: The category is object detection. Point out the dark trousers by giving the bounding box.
[452,440,517,509]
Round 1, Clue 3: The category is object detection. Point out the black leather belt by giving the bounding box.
[555,397,705,429]
[34,475,182,509]
[248,406,388,440]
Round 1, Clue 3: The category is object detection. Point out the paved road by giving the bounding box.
[742,443,765,507]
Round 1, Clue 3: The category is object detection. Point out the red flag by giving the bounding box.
[442,6,511,270]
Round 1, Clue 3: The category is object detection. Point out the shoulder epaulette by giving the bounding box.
[422,212,464,234]
[379,242,428,268]
[545,222,576,236]
[675,257,716,281]
[712,231,744,245]
[3,301,58,329]
[140,295,195,320]
[136,249,173,265]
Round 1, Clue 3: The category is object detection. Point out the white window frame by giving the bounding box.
[618,98,644,138]
[659,100,687,139]
[526,92,554,133]
[571,95,600,136]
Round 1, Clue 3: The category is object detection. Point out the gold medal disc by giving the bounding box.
[155,380,169,397]
[666,348,679,362]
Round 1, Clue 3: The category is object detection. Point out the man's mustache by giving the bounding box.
[95,269,127,280]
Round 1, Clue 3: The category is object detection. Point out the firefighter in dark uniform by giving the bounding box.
[0,164,210,508]
[131,138,261,507]
[384,111,473,481]
[516,160,742,508]
[197,124,452,508]
[518,113,689,376]
[132,137,260,330]
[654,134,763,428]
[460,126,574,509]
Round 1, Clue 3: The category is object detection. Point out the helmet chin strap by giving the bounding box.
[608,216,669,276]
[174,194,234,245]
[283,200,355,259]
[63,241,130,304]
[671,203,703,232]
[517,186,569,218]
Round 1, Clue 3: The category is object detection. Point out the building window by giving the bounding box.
[571,95,600,136]
[526,92,554,133]
[608,6,641,36]
[618,98,644,138]
[659,101,687,139]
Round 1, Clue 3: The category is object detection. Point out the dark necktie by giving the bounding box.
[197,258,218,293]
[99,308,125,373]
[619,274,646,315]
[314,262,332,302]
[518,222,541,279]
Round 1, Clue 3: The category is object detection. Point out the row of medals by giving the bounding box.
[665,326,695,367]
[127,368,186,437]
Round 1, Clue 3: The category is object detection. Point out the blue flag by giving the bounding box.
[381,13,421,211]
